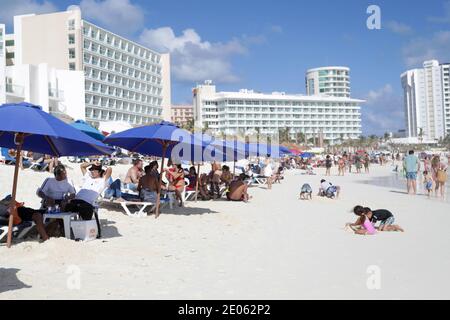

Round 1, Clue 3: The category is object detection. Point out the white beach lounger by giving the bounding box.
[97,197,155,218]
[0,221,36,242]
[254,177,268,185]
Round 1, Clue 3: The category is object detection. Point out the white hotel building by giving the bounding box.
[0,7,171,126]
[401,60,450,141]
[193,78,363,143]
[305,66,351,98]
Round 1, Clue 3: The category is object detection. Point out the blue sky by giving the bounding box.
[3,0,450,135]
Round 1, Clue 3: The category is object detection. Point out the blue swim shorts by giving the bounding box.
[405,172,417,180]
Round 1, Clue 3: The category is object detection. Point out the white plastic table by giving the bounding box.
[43,212,77,239]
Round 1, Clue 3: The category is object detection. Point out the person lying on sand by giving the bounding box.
[348,205,404,233]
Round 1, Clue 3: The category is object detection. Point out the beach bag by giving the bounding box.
[437,169,447,183]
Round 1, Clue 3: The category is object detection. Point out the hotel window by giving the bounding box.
[69,48,76,59]
[68,34,75,45]
[69,63,76,71]
[68,19,75,31]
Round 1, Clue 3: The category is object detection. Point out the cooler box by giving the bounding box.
[71,220,98,241]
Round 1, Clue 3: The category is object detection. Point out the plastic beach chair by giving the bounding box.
[0,219,36,242]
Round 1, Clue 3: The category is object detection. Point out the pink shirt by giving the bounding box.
[363,219,376,235]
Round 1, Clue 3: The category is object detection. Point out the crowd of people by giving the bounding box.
[2,145,449,242]
[403,150,448,197]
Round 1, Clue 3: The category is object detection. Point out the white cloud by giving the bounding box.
[385,20,413,35]
[362,84,405,135]
[139,27,249,83]
[402,31,450,67]
[0,0,57,26]
[79,0,145,35]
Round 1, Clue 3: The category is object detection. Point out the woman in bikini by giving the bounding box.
[165,164,185,207]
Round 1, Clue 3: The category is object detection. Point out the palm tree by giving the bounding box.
[278,127,290,144]
[181,119,194,132]
[296,132,305,145]
[442,134,450,150]
[202,122,209,134]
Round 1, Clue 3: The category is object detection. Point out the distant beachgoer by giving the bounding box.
[423,171,433,198]
[433,156,448,198]
[424,156,431,173]
[325,155,332,176]
[319,179,340,199]
[403,150,420,195]
[363,153,370,173]
[338,157,345,176]
[355,155,362,173]
[263,157,274,190]
[299,183,313,200]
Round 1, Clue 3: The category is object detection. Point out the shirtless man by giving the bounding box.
[138,165,160,212]
[124,159,144,191]
[226,174,250,202]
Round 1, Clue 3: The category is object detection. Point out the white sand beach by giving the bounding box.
[1,162,450,299]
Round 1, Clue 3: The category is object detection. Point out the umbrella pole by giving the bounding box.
[6,136,24,248]
[195,163,200,202]
[155,144,167,219]
[233,161,236,176]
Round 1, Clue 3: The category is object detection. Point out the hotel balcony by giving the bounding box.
[48,87,65,101]
[6,83,25,97]
[5,83,25,103]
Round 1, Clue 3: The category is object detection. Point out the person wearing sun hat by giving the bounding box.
[65,161,112,220]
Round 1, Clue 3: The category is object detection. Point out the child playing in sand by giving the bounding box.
[299,183,313,200]
[423,171,433,198]
[345,208,376,235]
[348,206,404,233]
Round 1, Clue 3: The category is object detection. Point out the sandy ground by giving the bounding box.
[1,160,450,299]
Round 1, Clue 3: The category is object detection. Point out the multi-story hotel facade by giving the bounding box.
[1,22,85,122]
[1,7,171,127]
[171,105,194,127]
[401,60,450,140]
[193,80,363,143]
[306,66,351,98]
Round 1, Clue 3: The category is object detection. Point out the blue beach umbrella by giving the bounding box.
[71,120,105,141]
[300,152,315,159]
[104,121,204,216]
[0,102,113,247]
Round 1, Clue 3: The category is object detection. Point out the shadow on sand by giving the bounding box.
[0,268,31,294]
[162,206,220,216]
[99,219,122,239]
